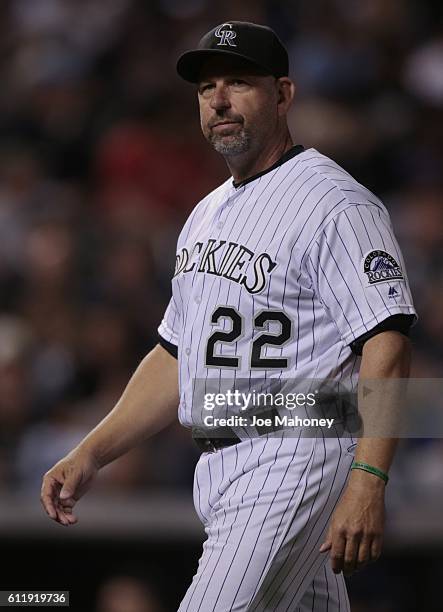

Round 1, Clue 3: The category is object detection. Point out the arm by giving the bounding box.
[320,330,411,574]
[41,343,179,526]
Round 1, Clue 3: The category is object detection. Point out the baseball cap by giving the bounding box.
[176,21,289,83]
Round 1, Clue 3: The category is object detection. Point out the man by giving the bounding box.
[41,22,417,611]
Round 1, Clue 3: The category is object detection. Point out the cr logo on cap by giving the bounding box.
[214,23,237,47]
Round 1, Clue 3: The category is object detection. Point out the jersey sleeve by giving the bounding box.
[305,203,418,347]
[157,294,181,357]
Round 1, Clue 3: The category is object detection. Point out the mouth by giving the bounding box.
[210,121,241,130]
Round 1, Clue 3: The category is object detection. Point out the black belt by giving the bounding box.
[193,417,283,453]
[194,435,241,453]
[193,407,287,453]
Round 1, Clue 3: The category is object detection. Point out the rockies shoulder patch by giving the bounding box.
[363,250,404,285]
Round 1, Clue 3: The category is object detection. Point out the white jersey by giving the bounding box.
[158,145,417,612]
[158,146,416,427]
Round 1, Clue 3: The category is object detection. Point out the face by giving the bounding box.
[197,56,285,157]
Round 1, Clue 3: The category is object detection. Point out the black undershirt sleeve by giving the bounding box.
[157,334,178,359]
[350,313,415,356]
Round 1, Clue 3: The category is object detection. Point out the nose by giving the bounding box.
[210,83,231,111]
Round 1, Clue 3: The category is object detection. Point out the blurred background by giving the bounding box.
[0,0,442,610]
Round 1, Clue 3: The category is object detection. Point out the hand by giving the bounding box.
[40,449,99,526]
[319,470,385,576]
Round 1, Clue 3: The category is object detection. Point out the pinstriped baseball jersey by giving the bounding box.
[158,146,417,427]
[158,145,416,611]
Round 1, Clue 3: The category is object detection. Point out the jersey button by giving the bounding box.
[216,221,223,229]
[185,348,191,356]
[195,296,201,304]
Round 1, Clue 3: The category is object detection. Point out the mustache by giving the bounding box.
[208,115,244,129]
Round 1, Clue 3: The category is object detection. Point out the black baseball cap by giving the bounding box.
[176,21,289,83]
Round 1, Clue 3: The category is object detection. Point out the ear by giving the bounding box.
[276,77,295,115]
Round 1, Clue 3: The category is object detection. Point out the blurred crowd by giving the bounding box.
[0,0,442,536]
[95,574,165,612]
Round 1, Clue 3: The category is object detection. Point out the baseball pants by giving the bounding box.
[178,433,354,611]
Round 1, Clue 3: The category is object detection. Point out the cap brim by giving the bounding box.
[176,49,271,83]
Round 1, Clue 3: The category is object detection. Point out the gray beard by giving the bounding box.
[209,130,251,156]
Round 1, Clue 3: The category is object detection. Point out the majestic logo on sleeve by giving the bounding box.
[174,239,276,294]
[363,250,404,285]
[214,23,237,47]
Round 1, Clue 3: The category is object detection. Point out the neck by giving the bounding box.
[225,131,293,184]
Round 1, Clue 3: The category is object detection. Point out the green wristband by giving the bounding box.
[351,461,389,485]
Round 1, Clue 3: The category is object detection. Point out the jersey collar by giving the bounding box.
[232,144,305,189]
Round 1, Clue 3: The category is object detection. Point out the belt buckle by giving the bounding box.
[203,438,217,452]
[193,429,217,453]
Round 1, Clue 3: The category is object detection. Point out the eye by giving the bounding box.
[198,83,214,95]
[231,79,247,86]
